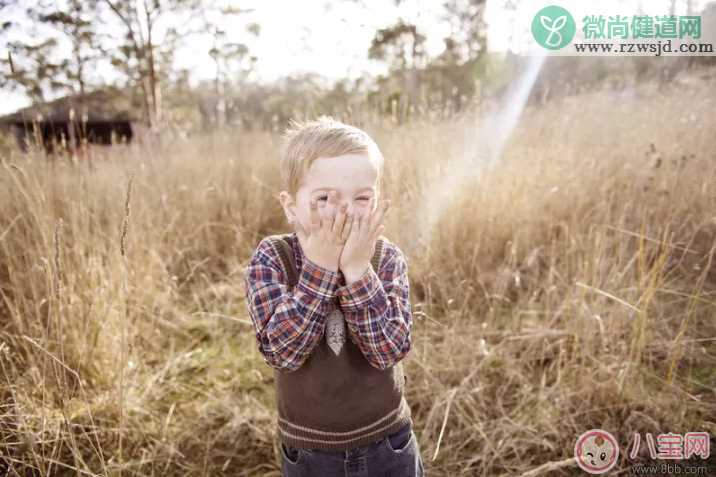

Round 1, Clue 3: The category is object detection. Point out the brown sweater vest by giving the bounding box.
[265,233,412,452]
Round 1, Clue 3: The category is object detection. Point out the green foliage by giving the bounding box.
[1,39,65,102]
[473,52,513,94]
[369,20,427,70]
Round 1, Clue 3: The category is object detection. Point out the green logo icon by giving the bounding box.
[532,5,576,49]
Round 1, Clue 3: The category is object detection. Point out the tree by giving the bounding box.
[0,2,76,104]
[368,20,427,71]
[100,0,258,129]
[34,0,100,96]
[442,0,488,63]
[205,13,259,126]
[100,0,177,127]
[368,20,427,120]
[1,38,65,104]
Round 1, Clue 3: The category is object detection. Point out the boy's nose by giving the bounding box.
[332,200,350,213]
[327,200,369,217]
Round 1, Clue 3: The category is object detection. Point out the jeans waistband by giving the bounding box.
[343,420,411,458]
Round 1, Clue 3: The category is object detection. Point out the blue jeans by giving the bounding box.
[280,421,425,477]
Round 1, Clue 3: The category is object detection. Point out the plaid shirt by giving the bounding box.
[244,232,412,372]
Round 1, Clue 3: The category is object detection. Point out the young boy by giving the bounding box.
[244,117,424,476]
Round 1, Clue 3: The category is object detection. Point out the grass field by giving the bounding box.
[1,67,715,476]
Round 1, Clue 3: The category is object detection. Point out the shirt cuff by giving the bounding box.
[336,265,382,312]
[295,256,342,301]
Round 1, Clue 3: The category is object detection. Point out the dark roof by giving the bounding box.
[0,87,138,124]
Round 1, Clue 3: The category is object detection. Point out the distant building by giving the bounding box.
[0,87,137,152]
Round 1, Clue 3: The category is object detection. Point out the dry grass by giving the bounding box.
[1,68,715,476]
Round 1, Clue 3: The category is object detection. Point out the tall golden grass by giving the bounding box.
[0,69,714,476]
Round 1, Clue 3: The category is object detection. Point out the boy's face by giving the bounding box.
[280,152,379,234]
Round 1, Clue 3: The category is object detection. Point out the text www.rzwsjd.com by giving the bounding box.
[573,39,714,55]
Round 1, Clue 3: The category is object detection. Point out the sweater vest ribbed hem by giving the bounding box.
[276,395,413,452]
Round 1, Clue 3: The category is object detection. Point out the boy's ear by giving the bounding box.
[279,191,296,225]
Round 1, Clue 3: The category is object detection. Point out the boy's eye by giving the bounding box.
[316,196,371,202]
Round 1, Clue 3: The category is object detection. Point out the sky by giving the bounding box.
[174,0,451,82]
[1,0,712,115]
[1,0,450,114]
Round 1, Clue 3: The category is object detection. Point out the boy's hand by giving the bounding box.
[339,197,390,282]
[293,191,353,272]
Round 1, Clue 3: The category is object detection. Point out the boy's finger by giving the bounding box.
[369,210,383,237]
[355,212,364,236]
[365,197,378,230]
[340,212,354,242]
[317,199,333,228]
[366,197,376,218]
[327,190,339,214]
[325,192,339,229]
[333,203,348,236]
[319,201,335,232]
[372,224,385,242]
[309,199,322,231]
[370,199,390,234]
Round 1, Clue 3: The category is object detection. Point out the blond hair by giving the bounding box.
[279,116,384,197]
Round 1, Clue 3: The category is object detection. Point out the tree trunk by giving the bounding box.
[145,0,160,127]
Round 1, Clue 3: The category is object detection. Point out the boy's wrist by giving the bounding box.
[305,255,339,273]
[341,262,371,285]
[298,256,341,300]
